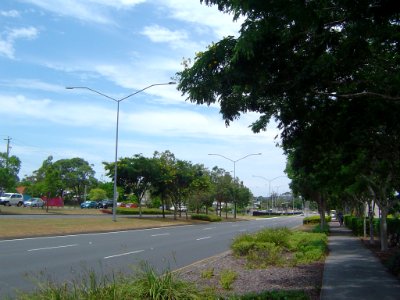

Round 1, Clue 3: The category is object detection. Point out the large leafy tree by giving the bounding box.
[177,0,400,249]
[54,158,96,202]
[151,150,177,218]
[0,152,21,192]
[104,154,158,216]
[26,156,96,203]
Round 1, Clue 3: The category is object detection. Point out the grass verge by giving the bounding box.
[0,217,193,239]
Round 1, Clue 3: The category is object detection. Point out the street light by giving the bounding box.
[252,175,287,212]
[66,82,176,221]
[208,153,262,218]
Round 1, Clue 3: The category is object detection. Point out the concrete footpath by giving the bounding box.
[320,222,400,299]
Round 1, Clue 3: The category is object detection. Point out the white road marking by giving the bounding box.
[104,250,144,259]
[28,244,78,252]
[203,227,216,230]
[196,236,211,241]
[151,233,170,237]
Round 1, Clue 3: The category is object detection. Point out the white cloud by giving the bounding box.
[21,0,145,24]
[159,0,242,38]
[0,79,63,92]
[0,10,20,17]
[0,26,39,59]
[141,25,188,47]
[0,92,278,144]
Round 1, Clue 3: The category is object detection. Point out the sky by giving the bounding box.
[0,0,291,197]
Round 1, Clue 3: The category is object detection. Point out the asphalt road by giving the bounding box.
[0,216,303,298]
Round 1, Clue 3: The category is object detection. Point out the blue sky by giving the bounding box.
[0,0,290,197]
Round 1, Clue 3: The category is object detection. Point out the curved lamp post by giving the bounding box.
[208,153,262,218]
[66,82,176,221]
[252,175,287,212]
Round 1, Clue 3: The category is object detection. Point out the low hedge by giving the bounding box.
[116,208,172,215]
[191,214,222,222]
[303,215,331,224]
[345,215,400,246]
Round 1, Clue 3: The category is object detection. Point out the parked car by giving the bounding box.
[80,201,98,209]
[97,199,114,209]
[170,205,187,212]
[0,193,24,206]
[24,198,45,208]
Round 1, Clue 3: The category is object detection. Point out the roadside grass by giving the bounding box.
[17,264,202,300]
[0,205,103,215]
[0,217,194,239]
[16,262,309,300]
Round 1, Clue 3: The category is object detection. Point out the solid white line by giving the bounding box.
[28,244,78,252]
[104,250,144,259]
[196,236,211,241]
[151,233,170,237]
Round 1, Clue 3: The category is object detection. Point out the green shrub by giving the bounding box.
[219,269,237,290]
[303,215,331,224]
[231,228,327,268]
[247,242,283,267]
[19,263,201,300]
[288,231,327,264]
[191,213,222,222]
[385,251,400,276]
[312,224,329,234]
[229,290,309,299]
[201,268,214,279]
[131,262,200,300]
[116,207,171,215]
[254,227,291,248]
[231,240,257,256]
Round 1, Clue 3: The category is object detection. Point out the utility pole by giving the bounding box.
[4,136,11,168]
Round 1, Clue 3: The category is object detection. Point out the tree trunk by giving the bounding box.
[368,201,375,245]
[161,198,165,218]
[380,206,388,251]
[312,191,326,229]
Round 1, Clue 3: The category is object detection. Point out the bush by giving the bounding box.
[255,227,291,248]
[132,262,200,299]
[385,251,400,276]
[116,207,171,215]
[219,269,237,290]
[247,242,283,267]
[191,213,222,222]
[229,290,309,300]
[312,224,330,234]
[303,215,331,224]
[231,228,327,268]
[289,231,328,265]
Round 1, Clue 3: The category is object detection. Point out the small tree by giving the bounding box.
[88,188,108,201]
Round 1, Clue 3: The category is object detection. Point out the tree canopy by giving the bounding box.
[0,152,21,192]
[177,0,400,249]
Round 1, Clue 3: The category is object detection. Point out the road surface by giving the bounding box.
[0,216,303,298]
